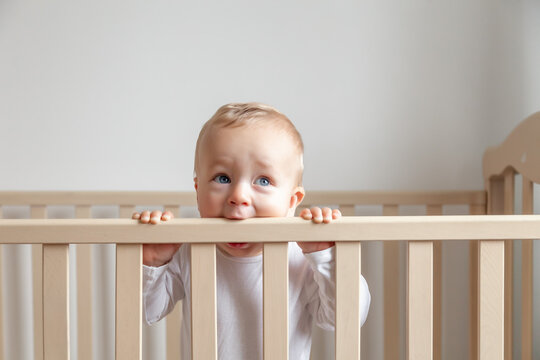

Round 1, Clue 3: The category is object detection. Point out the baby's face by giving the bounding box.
[194,122,304,257]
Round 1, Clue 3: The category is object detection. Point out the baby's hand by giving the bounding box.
[297,207,341,253]
[133,210,181,267]
[132,210,174,224]
[299,207,341,224]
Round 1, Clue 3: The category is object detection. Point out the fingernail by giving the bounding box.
[314,216,323,222]
[150,216,160,223]
[162,214,170,220]
[141,216,149,222]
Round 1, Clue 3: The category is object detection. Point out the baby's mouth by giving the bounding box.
[227,242,249,249]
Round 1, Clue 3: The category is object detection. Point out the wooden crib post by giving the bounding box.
[263,243,289,360]
[32,205,46,360]
[487,172,512,360]
[468,203,486,360]
[503,169,515,360]
[407,241,433,360]
[164,205,182,360]
[76,205,93,360]
[43,244,70,360]
[336,241,361,360]
[383,204,400,360]
[426,205,442,360]
[115,244,143,360]
[190,244,217,360]
[521,177,534,360]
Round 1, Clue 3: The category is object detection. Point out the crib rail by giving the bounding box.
[0,190,491,360]
[0,190,488,360]
[1,216,539,360]
[2,215,539,243]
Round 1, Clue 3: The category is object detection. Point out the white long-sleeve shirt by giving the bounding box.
[143,243,370,360]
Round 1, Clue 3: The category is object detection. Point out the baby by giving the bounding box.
[134,103,370,359]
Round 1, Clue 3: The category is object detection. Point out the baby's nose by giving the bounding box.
[228,183,251,206]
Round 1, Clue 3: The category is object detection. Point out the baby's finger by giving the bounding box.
[150,211,163,224]
[162,211,174,221]
[332,209,342,219]
[299,208,312,220]
[140,210,151,223]
[132,212,141,220]
[310,207,323,223]
[322,207,333,223]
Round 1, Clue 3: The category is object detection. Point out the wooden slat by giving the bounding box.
[0,190,486,206]
[76,205,92,360]
[479,240,504,360]
[43,244,70,360]
[115,244,143,360]
[521,177,534,360]
[303,191,487,206]
[339,205,355,216]
[164,206,182,360]
[426,205,442,360]
[2,216,540,244]
[383,205,400,360]
[336,241,361,360]
[486,176,507,360]
[263,243,289,360]
[469,204,486,360]
[503,169,514,360]
[32,205,46,360]
[0,191,197,206]
[191,244,217,360]
[407,241,433,360]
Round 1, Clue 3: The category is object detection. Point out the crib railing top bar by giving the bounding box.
[304,190,486,205]
[1,215,539,244]
[0,190,486,206]
[0,191,197,206]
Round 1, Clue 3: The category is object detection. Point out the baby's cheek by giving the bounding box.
[255,194,291,217]
[198,194,223,217]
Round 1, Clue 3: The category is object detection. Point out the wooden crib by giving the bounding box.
[0,112,538,360]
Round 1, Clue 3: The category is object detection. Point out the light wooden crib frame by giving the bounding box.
[0,112,538,360]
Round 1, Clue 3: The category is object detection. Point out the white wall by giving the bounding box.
[1,0,539,359]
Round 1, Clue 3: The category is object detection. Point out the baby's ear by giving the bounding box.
[290,186,305,209]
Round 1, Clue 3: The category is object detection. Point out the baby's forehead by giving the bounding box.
[200,122,293,147]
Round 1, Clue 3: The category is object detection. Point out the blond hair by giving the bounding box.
[194,102,304,184]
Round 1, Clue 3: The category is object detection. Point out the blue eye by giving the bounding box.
[214,175,231,184]
[255,177,270,186]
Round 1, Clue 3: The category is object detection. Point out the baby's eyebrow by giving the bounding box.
[254,159,276,171]
[209,156,233,167]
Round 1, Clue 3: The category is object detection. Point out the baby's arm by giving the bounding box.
[296,207,341,253]
[134,210,185,324]
[133,210,182,267]
[305,247,370,329]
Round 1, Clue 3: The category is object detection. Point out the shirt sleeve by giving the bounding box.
[143,250,186,325]
[303,246,371,330]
